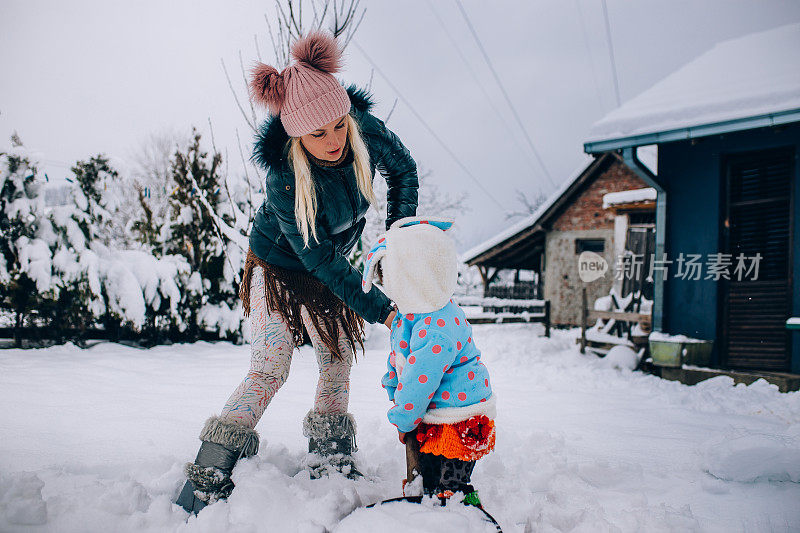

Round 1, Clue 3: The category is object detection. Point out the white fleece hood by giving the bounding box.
[361,217,458,314]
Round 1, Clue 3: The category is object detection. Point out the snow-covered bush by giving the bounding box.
[1,134,247,345]
[0,138,55,336]
[157,129,243,340]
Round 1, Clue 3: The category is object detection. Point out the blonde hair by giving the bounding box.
[288,113,376,246]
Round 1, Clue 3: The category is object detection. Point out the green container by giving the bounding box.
[682,340,713,367]
[649,339,683,368]
[649,338,714,368]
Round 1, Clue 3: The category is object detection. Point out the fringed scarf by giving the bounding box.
[240,248,364,360]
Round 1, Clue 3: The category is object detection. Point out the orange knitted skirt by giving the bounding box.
[416,415,496,462]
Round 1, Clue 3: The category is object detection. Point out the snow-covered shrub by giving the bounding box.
[1,132,250,345]
[0,138,55,336]
[157,130,243,340]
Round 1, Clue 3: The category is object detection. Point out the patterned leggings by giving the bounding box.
[419,453,476,495]
[220,266,354,428]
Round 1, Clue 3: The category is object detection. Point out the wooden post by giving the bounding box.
[580,288,587,354]
[405,432,421,486]
[544,300,551,337]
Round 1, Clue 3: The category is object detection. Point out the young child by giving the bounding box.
[361,216,496,506]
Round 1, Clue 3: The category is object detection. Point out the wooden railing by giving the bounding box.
[454,296,551,336]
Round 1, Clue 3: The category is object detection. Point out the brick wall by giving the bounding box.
[544,158,649,325]
[552,159,647,231]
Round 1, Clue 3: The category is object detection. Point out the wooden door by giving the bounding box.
[720,147,794,371]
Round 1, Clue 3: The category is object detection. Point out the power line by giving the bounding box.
[574,0,606,111]
[351,39,506,212]
[454,0,556,189]
[601,0,622,107]
[426,0,544,188]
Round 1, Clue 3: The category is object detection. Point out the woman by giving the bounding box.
[175,31,418,514]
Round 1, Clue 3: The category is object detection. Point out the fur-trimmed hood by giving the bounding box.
[251,84,375,171]
[361,217,459,314]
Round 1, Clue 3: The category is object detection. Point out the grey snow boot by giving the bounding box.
[175,416,260,514]
[302,410,362,479]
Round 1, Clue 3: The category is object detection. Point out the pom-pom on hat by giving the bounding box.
[248,31,352,137]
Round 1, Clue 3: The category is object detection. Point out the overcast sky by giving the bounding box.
[3,0,800,251]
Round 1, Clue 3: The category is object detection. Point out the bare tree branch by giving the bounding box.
[505,188,547,220]
[236,128,258,225]
[384,98,398,124]
[366,68,374,91]
[339,5,366,50]
[239,50,258,128]
[253,34,262,62]
[221,58,257,132]
[263,13,281,65]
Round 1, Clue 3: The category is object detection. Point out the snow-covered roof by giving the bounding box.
[602,187,656,209]
[461,154,594,263]
[585,23,800,152]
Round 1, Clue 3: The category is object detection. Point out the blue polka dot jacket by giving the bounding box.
[361,216,496,434]
[382,301,495,433]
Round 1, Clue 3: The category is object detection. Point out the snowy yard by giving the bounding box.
[1,324,799,532]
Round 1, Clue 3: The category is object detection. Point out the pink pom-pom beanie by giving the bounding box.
[248,31,351,138]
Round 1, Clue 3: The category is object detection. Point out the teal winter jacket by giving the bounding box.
[249,86,419,324]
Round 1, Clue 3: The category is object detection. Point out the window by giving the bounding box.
[575,238,605,254]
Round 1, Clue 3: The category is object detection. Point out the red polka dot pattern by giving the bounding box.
[418,375,428,384]
[441,391,450,400]
[399,340,408,349]
[456,341,462,350]
[414,418,421,424]
[485,378,489,386]
[468,371,475,380]
[404,403,414,410]
[419,330,427,338]
[389,371,396,379]
[458,392,467,401]
[406,314,414,320]
[428,392,434,399]
[432,345,441,354]
[424,317,431,325]
[468,337,472,343]
[437,319,445,327]
[408,355,416,364]
[397,383,403,390]
[460,356,468,363]
[429,402,437,409]
[454,317,460,325]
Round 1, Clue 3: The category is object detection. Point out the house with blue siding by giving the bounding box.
[584,23,800,374]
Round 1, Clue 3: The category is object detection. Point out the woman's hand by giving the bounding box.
[383,309,397,330]
[398,431,406,444]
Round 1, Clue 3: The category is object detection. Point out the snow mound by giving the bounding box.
[705,434,800,483]
[0,472,47,526]
[1,326,800,531]
[601,345,640,371]
[334,499,499,533]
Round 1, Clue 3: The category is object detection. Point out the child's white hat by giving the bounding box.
[361,216,458,314]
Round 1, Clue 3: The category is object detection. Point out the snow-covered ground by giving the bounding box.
[1,324,799,532]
